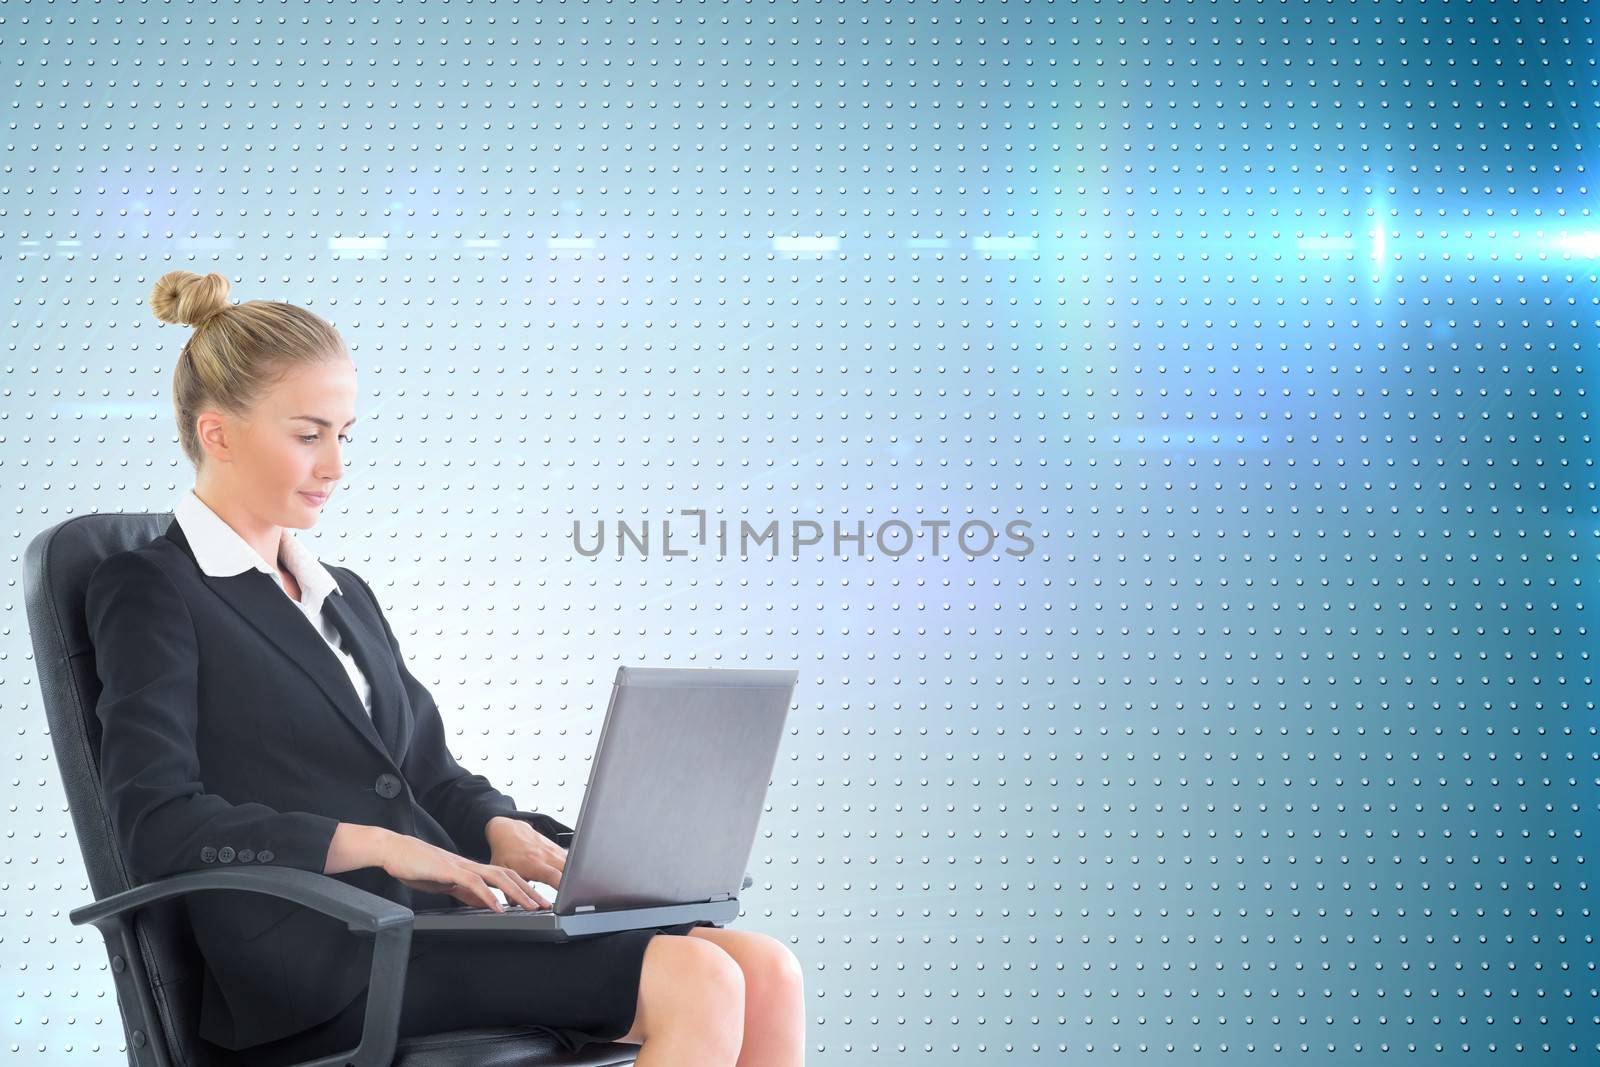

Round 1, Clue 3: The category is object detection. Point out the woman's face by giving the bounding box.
[197,356,357,530]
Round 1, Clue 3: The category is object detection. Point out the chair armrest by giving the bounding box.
[69,865,412,936]
[71,867,413,1067]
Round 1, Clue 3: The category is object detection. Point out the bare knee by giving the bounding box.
[745,937,804,1002]
[616,934,745,1051]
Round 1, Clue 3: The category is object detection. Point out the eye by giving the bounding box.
[300,434,353,444]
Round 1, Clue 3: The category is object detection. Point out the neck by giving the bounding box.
[192,481,284,570]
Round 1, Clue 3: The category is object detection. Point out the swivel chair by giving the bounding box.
[23,512,640,1067]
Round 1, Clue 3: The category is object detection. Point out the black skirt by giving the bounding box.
[227,920,714,1067]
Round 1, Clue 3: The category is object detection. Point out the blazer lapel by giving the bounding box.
[322,592,410,761]
[164,517,401,767]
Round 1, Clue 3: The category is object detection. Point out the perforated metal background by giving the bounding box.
[4,0,1597,1063]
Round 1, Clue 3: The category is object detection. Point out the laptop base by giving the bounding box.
[409,897,741,941]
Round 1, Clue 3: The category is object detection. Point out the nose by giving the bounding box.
[315,447,344,484]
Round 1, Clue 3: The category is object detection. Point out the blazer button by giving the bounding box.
[218,846,236,863]
[257,850,275,863]
[200,846,217,863]
[374,773,403,799]
[237,848,255,864]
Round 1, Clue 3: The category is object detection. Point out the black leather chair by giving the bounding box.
[23,513,640,1067]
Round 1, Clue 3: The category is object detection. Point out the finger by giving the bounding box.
[465,873,504,912]
[515,875,552,911]
[450,883,490,912]
[505,866,554,909]
[488,866,540,911]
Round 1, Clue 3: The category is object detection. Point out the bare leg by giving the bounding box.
[685,927,806,1067]
[614,934,746,1067]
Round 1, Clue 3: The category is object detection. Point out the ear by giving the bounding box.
[194,409,237,464]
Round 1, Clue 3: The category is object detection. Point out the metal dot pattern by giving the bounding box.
[2,0,1596,1063]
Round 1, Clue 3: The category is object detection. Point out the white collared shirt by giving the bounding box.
[173,488,373,717]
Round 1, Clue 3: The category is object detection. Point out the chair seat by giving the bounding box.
[392,1027,636,1067]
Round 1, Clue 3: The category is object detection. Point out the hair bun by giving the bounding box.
[150,270,233,327]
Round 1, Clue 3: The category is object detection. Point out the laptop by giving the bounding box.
[410,665,798,941]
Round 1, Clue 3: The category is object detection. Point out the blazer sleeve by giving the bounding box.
[343,569,573,863]
[85,550,343,885]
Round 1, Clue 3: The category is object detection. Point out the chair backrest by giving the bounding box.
[24,512,219,1067]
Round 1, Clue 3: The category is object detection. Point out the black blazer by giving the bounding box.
[84,517,573,1051]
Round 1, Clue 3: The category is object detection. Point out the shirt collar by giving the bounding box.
[173,488,342,616]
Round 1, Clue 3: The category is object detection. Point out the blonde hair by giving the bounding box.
[150,270,347,470]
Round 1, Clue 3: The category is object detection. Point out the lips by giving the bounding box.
[300,491,329,505]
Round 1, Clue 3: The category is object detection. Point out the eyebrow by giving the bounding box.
[290,415,358,429]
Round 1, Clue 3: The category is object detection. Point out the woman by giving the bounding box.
[85,270,804,1067]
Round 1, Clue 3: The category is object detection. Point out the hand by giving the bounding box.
[382,832,551,912]
[485,815,568,891]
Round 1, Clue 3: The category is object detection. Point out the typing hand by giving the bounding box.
[486,816,567,890]
[490,882,557,909]
[382,834,548,911]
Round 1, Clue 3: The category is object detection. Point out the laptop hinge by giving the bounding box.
[709,892,733,903]
[573,904,597,913]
